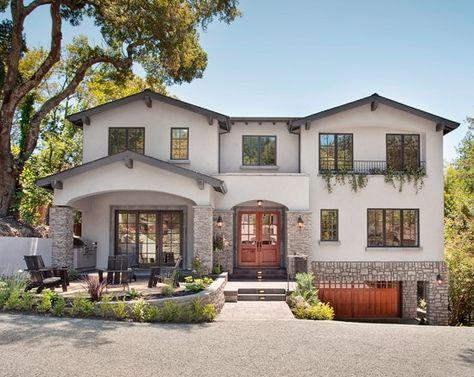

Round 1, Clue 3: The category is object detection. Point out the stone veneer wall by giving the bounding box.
[213,210,234,274]
[311,261,448,325]
[49,206,74,267]
[146,272,228,313]
[193,205,214,274]
[286,211,312,276]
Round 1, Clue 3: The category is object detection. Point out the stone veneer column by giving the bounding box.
[49,206,74,267]
[193,205,213,274]
[213,210,234,274]
[401,281,418,319]
[426,274,449,326]
[286,211,312,277]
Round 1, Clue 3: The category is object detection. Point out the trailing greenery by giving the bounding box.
[321,166,425,193]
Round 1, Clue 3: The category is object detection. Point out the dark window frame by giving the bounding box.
[367,208,420,248]
[318,133,354,172]
[386,134,421,171]
[242,135,277,166]
[320,209,339,241]
[108,127,145,155]
[170,127,190,160]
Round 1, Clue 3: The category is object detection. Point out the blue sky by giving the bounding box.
[9,0,474,161]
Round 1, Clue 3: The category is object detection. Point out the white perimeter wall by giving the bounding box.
[0,238,52,274]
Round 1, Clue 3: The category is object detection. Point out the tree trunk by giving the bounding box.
[0,111,18,217]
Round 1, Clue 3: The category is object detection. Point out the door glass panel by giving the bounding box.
[387,135,402,171]
[116,212,137,260]
[261,214,277,245]
[403,135,420,169]
[161,213,182,265]
[240,214,256,245]
[385,210,401,246]
[138,213,156,264]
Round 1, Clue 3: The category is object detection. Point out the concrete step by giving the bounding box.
[238,288,286,295]
[237,293,287,302]
[230,268,287,281]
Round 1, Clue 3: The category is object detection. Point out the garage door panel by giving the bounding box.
[318,282,400,319]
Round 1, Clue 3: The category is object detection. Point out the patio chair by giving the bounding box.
[148,256,181,288]
[24,255,68,293]
[98,255,133,291]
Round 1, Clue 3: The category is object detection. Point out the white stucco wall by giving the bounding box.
[0,238,52,274]
[219,121,299,173]
[300,102,444,262]
[53,160,214,207]
[82,98,219,174]
[73,191,195,269]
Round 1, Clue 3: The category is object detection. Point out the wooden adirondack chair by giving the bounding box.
[148,256,182,288]
[24,255,68,293]
[98,255,132,291]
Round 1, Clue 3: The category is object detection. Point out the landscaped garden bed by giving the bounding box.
[287,272,335,320]
[0,272,228,323]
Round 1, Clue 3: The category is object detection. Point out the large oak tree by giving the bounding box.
[0,0,239,216]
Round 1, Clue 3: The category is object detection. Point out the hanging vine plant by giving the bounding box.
[321,166,425,193]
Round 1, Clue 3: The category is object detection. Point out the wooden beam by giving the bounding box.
[436,123,445,132]
[124,158,133,169]
[82,116,91,125]
[208,116,213,125]
[305,122,311,130]
[371,101,378,111]
[51,180,63,190]
[144,95,152,108]
[197,179,204,190]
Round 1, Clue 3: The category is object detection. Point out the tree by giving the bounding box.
[444,121,474,325]
[0,0,240,217]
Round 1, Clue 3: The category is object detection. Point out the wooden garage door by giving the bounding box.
[317,281,400,318]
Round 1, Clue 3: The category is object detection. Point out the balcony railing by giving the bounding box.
[320,160,426,175]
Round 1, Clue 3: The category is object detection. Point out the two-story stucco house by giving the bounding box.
[37,90,459,325]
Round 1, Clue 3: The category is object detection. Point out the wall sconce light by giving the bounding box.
[257,200,263,207]
[436,274,443,285]
[297,216,305,229]
[216,216,224,228]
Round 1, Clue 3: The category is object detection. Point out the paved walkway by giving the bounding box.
[218,301,295,321]
[0,313,473,377]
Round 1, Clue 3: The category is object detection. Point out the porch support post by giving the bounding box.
[401,280,418,319]
[49,205,74,267]
[426,265,449,325]
[213,210,234,274]
[193,205,214,274]
[286,211,312,277]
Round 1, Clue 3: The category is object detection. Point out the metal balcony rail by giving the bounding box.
[320,160,426,174]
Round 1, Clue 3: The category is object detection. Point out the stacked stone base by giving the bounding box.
[311,261,449,326]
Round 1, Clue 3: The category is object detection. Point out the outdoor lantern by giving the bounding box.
[216,216,224,228]
[257,200,263,207]
[297,216,305,229]
[436,274,443,285]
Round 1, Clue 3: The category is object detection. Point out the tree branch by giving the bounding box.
[21,54,132,161]
[13,1,62,106]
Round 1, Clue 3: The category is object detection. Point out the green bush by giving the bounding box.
[161,301,182,322]
[125,288,143,300]
[52,296,66,316]
[289,272,320,307]
[98,295,114,318]
[144,305,160,322]
[201,304,217,322]
[71,295,95,317]
[212,264,221,274]
[37,289,61,313]
[67,269,81,281]
[130,299,149,322]
[113,298,128,320]
[161,284,174,297]
[4,289,22,310]
[20,291,36,311]
[292,302,335,320]
[184,276,213,293]
[0,276,29,309]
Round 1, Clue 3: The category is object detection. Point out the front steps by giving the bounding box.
[230,267,287,281]
[224,285,291,303]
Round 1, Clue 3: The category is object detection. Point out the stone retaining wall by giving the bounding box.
[311,261,448,325]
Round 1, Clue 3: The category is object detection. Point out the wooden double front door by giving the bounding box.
[238,211,281,267]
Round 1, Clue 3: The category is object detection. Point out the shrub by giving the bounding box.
[201,304,217,322]
[37,289,61,313]
[161,301,182,322]
[161,284,174,297]
[98,295,114,318]
[202,276,213,285]
[190,298,217,322]
[20,291,36,311]
[113,298,128,320]
[144,305,160,322]
[130,299,149,322]
[4,289,22,310]
[184,276,212,293]
[125,288,143,300]
[212,264,221,274]
[292,302,335,320]
[191,257,205,277]
[80,275,107,302]
[52,296,66,316]
[289,272,320,307]
[67,269,81,281]
[71,295,95,317]
[0,276,29,309]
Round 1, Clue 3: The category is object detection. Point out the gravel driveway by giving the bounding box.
[0,312,472,377]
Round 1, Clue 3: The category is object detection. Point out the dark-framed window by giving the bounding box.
[386,134,420,171]
[170,128,189,160]
[320,209,338,241]
[367,209,419,247]
[242,135,276,166]
[109,127,145,155]
[319,133,353,172]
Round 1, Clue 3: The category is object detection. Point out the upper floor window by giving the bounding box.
[242,135,276,166]
[109,127,145,155]
[321,209,338,241]
[367,209,419,247]
[170,128,189,160]
[319,133,353,172]
[386,134,420,171]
